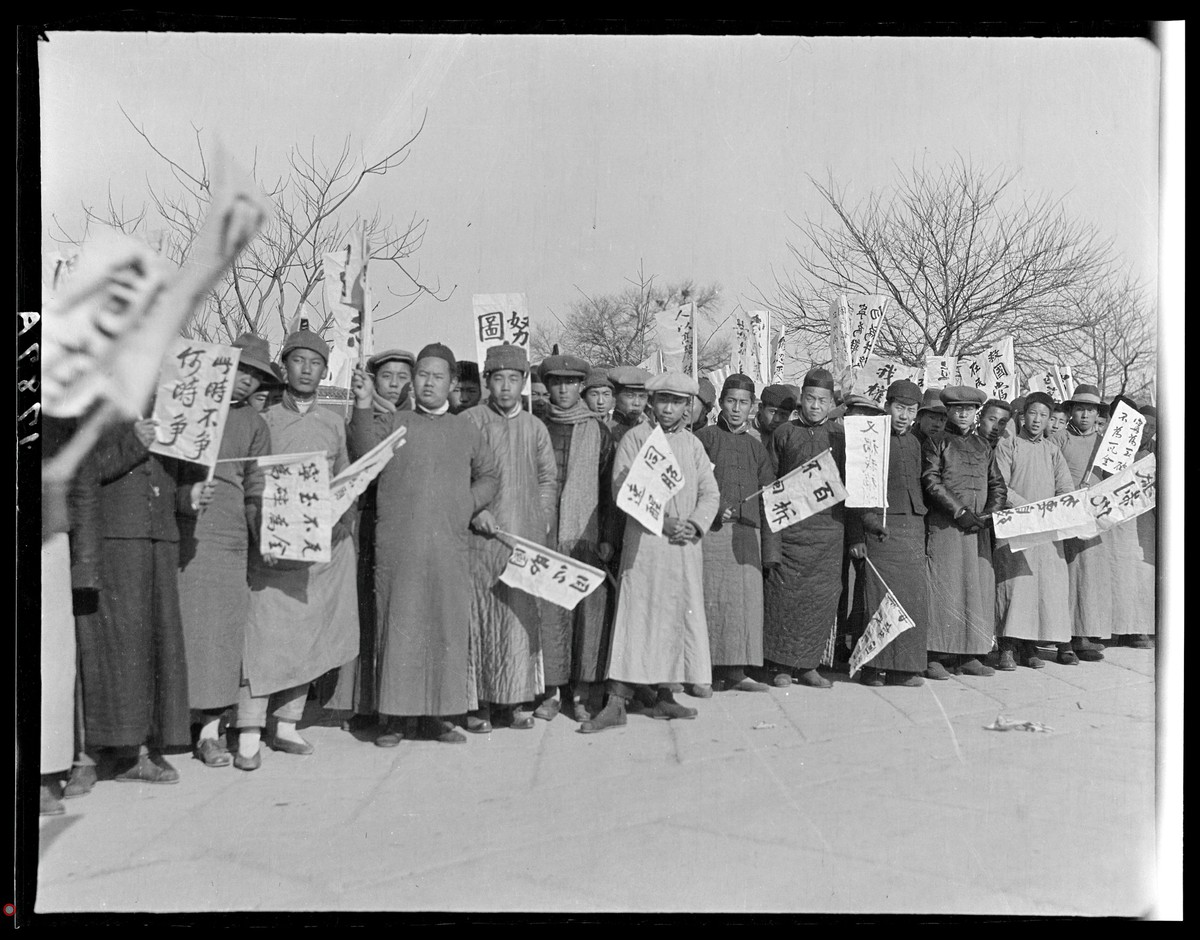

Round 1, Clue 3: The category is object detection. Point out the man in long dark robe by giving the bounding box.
[913,388,948,447]
[762,368,846,689]
[921,385,1007,677]
[352,342,500,745]
[847,380,929,687]
[695,374,780,693]
[537,354,618,721]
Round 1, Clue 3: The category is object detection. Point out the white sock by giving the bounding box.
[238,729,261,758]
[198,717,221,742]
[274,720,305,744]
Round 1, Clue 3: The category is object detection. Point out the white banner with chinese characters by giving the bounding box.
[1085,454,1156,532]
[732,309,770,386]
[322,225,372,387]
[258,451,333,563]
[616,425,686,536]
[1055,363,1078,400]
[1090,399,1146,476]
[843,294,889,373]
[848,564,917,677]
[652,302,697,376]
[763,448,848,533]
[771,324,787,384]
[993,489,1093,552]
[329,425,407,519]
[150,338,242,467]
[828,297,851,380]
[844,416,891,508]
[921,355,958,392]
[472,293,531,394]
[853,356,920,405]
[958,336,1016,401]
[497,530,606,611]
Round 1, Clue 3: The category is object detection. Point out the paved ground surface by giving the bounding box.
[36,647,1158,916]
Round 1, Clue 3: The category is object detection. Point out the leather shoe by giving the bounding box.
[953,658,995,677]
[234,748,262,771]
[924,661,952,680]
[796,669,832,689]
[114,753,180,784]
[465,715,492,734]
[63,763,97,799]
[649,698,698,720]
[533,697,561,721]
[685,683,713,699]
[507,714,535,730]
[268,735,314,756]
[579,698,627,733]
[194,737,232,767]
[420,717,466,743]
[1057,649,1080,666]
[996,649,1017,671]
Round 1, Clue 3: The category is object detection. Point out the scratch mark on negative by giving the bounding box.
[925,683,966,765]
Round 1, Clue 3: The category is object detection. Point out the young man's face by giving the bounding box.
[374,361,413,405]
[247,388,271,413]
[757,403,788,434]
[584,385,613,416]
[720,389,754,429]
[1070,404,1098,433]
[917,411,947,437]
[232,364,263,403]
[1023,403,1052,439]
[530,381,550,415]
[885,399,919,435]
[1048,410,1068,434]
[487,368,525,412]
[798,387,833,425]
[978,406,1010,442]
[614,387,647,417]
[947,403,979,432]
[456,380,482,410]
[284,349,327,397]
[546,374,583,410]
[414,356,453,410]
[651,391,689,429]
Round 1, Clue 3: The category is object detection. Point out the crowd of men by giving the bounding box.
[38,330,1158,815]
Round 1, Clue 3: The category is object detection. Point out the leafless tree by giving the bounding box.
[50,106,453,346]
[532,264,731,373]
[771,157,1117,364]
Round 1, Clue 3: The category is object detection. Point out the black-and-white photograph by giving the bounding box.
[21,22,1181,919]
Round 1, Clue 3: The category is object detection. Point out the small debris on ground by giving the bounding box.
[983,715,1053,733]
[751,721,777,730]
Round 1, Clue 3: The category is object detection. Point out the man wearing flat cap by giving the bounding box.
[606,366,653,446]
[992,391,1075,670]
[583,372,721,732]
[239,329,360,765]
[1048,383,1113,662]
[459,344,557,731]
[846,379,931,687]
[536,353,619,722]
[753,384,796,473]
[913,388,948,447]
[920,385,1006,678]
[761,368,847,689]
[351,341,501,744]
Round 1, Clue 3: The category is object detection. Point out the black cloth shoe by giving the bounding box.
[63,763,97,799]
[859,667,884,687]
[579,697,627,733]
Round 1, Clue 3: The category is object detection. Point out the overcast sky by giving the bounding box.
[39,32,1161,370]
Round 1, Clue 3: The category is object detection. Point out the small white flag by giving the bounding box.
[762,448,847,533]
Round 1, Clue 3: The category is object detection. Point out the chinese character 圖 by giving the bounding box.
[477,311,505,343]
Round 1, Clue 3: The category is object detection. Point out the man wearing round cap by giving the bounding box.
[237,329,361,767]
[689,376,717,431]
[328,347,417,726]
[536,353,619,721]
[761,368,847,689]
[754,384,796,473]
[846,380,931,687]
[450,360,483,414]
[694,374,780,693]
[460,344,557,731]
[529,363,551,420]
[175,333,274,767]
[921,385,1007,678]
[991,391,1075,670]
[1049,383,1112,661]
[583,368,615,421]
[350,342,500,744]
[913,388,948,446]
[583,372,721,732]
[607,366,653,446]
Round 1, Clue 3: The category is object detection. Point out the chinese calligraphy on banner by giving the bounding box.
[842,294,889,373]
[732,309,770,385]
[848,569,916,677]
[921,355,958,392]
[616,425,686,536]
[473,293,531,391]
[1091,399,1146,476]
[329,425,407,519]
[771,324,787,384]
[993,489,1093,552]
[497,530,606,610]
[853,356,920,405]
[958,336,1016,401]
[828,297,850,380]
[150,338,242,467]
[844,416,891,508]
[654,302,697,376]
[1086,455,1156,532]
[1055,362,1078,400]
[762,449,848,533]
[322,226,372,388]
[258,451,332,563]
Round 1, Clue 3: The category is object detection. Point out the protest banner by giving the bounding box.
[1055,362,1078,400]
[828,297,851,382]
[497,530,606,611]
[732,309,770,385]
[1089,399,1146,477]
[322,225,372,387]
[258,451,332,564]
[1086,456,1155,533]
[853,356,920,405]
[844,415,891,509]
[651,301,697,376]
[993,489,1092,552]
[843,294,889,373]
[616,425,686,536]
[149,338,242,467]
[1131,452,1157,505]
[637,350,665,374]
[921,355,958,392]
[978,335,1017,401]
[761,449,848,534]
[848,558,917,677]
[329,425,407,519]
[771,324,787,384]
[472,293,531,396]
